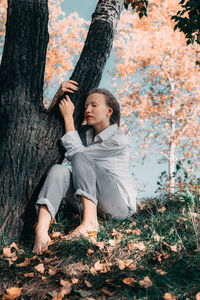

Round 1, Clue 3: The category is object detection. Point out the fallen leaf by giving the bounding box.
[152,231,165,243]
[157,252,170,262]
[42,276,47,281]
[84,280,92,288]
[50,232,63,239]
[108,239,116,247]
[60,279,72,287]
[158,206,166,213]
[94,241,105,250]
[10,242,18,250]
[60,285,72,296]
[163,292,176,300]
[93,260,111,273]
[101,287,113,296]
[6,287,22,298]
[170,244,178,252]
[122,277,135,287]
[196,292,200,300]
[34,263,45,274]
[24,272,34,278]
[71,278,79,284]
[155,269,167,275]
[52,294,63,300]
[16,257,30,267]
[127,241,146,251]
[49,268,57,275]
[139,276,153,288]
[3,247,14,258]
[116,258,134,270]
[86,248,94,256]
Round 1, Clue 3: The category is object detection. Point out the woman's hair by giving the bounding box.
[87,88,121,127]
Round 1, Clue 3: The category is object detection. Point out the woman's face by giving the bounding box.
[84,93,113,127]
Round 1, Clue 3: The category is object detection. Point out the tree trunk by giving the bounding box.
[0,0,124,238]
[168,77,176,194]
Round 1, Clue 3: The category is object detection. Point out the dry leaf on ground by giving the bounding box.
[155,269,167,275]
[86,248,94,256]
[108,239,117,247]
[94,241,105,250]
[85,280,92,288]
[16,257,30,267]
[122,277,135,287]
[152,231,165,243]
[50,231,63,239]
[127,241,146,251]
[116,258,134,270]
[163,292,176,300]
[5,287,22,298]
[52,294,63,300]
[49,268,57,275]
[102,287,113,296]
[158,206,166,213]
[24,272,35,278]
[196,292,200,300]
[139,276,153,288]
[34,263,45,274]
[71,278,79,284]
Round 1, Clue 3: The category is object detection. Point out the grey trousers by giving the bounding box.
[36,152,132,220]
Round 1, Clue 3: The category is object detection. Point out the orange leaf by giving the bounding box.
[122,277,135,286]
[52,294,63,300]
[163,292,176,300]
[6,287,22,298]
[34,263,45,274]
[16,257,30,267]
[24,272,34,278]
[158,206,166,213]
[102,287,113,296]
[60,279,72,287]
[71,278,78,284]
[139,276,153,288]
[196,292,200,300]
[49,268,57,275]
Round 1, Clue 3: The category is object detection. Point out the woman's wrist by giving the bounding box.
[64,115,75,132]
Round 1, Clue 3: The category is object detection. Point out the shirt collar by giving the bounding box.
[86,124,118,144]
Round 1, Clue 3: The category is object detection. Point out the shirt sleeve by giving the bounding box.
[60,130,128,161]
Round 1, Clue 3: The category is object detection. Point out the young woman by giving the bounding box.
[33,80,137,254]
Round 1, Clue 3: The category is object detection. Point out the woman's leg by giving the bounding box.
[68,152,131,237]
[33,164,75,254]
[68,152,100,235]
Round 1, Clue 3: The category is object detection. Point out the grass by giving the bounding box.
[0,190,200,299]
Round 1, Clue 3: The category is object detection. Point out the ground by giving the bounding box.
[0,192,200,299]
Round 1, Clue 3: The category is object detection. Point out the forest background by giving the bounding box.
[0,0,200,198]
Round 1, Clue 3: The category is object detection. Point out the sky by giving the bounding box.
[60,0,169,199]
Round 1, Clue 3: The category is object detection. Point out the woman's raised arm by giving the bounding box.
[46,80,78,112]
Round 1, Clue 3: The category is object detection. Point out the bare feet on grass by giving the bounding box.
[33,227,51,255]
[65,222,99,242]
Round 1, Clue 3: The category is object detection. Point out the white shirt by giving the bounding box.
[60,123,137,213]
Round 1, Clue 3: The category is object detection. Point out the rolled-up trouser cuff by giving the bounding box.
[36,198,56,219]
[74,189,98,205]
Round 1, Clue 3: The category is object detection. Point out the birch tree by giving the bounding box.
[113,0,200,193]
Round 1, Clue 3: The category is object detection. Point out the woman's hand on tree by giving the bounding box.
[59,95,75,119]
[47,80,78,112]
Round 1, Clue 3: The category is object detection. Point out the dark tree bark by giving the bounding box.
[0,0,124,238]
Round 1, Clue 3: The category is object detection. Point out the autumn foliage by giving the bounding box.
[113,0,200,192]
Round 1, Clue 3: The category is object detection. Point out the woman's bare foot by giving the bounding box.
[65,222,99,242]
[33,227,51,255]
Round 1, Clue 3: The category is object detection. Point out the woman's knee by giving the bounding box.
[48,164,71,180]
[71,152,94,169]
